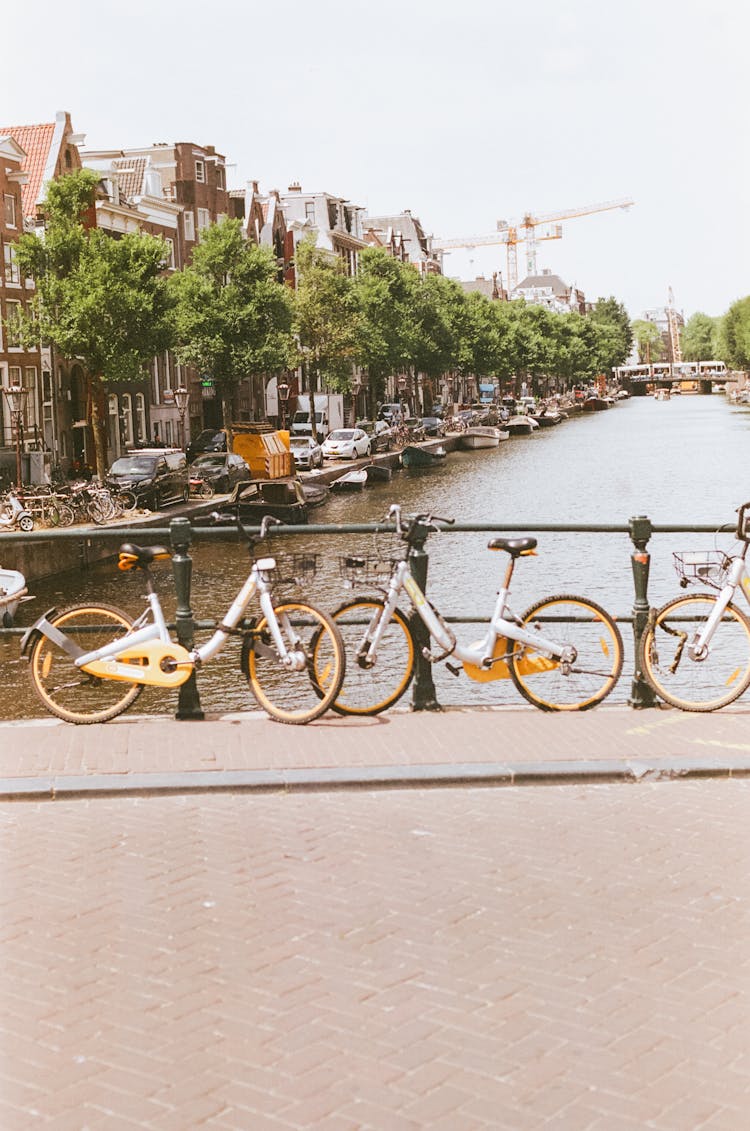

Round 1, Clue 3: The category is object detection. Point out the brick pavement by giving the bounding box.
[3,708,750,1128]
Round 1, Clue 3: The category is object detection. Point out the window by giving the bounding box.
[5,299,22,346]
[3,242,20,284]
[24,367,38,430]
[163,237,175,268]
[195,159,205,183]
[305,201,316,223]
[184,211,195,241]
[197,208,210,232]
[120,393,133,446]
[135,393,146,444]
[216,167,225,190]
[4,194,16,228]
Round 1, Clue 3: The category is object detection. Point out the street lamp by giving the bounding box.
[2,385,29,488]
[277,381,290,430]
[174,387,190,449]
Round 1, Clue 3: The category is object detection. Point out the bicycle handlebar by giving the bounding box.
[387,503,455,542]
[736,502,750,542]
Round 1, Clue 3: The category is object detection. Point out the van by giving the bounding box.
[378,402,408,423]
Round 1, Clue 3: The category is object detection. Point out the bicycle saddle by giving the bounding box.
[118,544,172,571]
[487,537,537,557]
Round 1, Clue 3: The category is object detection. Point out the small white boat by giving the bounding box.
[331,468,368,492]
[459,426,509,450]
[0,567,31,627]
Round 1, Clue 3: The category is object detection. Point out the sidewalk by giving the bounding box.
[3,703,750,798]
[3,707,750,1128]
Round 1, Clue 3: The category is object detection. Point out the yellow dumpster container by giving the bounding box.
[232,431,293,479]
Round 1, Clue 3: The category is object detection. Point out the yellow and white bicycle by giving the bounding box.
[331,504,624,715]
[23,516,345,725]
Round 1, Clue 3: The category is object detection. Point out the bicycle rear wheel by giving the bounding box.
[509,594,623,711]
[639,592,750,711]
[330,599,415,715]
[55,502,75,527]
[27,604,143,724]
[246,601,345,724]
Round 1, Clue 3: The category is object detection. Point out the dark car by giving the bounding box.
[355,420,392,452]
[188,452,251,493]
[185,429,227,462]
[106,450,189,509]
[421,416,445,437]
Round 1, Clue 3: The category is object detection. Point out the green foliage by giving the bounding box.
[352,249,417,405]
[168,218,294,416]
[681,312,720,361]
[588,297,633,372]
[631,319,664,364]
[716,298,750,369]
[292,237,358,392]
[14,168,173,379]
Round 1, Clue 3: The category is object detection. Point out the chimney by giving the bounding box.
[288,181,302,193]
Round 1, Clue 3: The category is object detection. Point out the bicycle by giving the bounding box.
[329,505,624,715]
[22,514,346,726]
[638,501,750,711]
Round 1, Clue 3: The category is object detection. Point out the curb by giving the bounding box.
[3,754,750,801]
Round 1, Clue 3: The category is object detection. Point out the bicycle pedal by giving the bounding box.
[445,661,462,677]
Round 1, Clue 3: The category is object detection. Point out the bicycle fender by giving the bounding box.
[20,608,61,658]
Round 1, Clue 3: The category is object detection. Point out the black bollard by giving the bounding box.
[169,516,205,720]
[628,514,658,708]
[408,523,442,712]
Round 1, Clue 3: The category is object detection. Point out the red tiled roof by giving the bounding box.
[0,122,56,218]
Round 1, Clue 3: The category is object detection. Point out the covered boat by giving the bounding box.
[364,462,392,483]
[504,415,539,436]
[219,477,329,524]
[0,567,31,627]
[400,445,448,468]
[331,468,368,492]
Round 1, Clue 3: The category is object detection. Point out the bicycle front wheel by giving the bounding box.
[639,592,750,711]
[509,594,623,711]
[28,604,143,724]
[247,601,345,724]
[55,502,75,527]
[330,599,415,716]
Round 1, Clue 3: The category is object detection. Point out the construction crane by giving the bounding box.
[666,286,683,364]
[433,197,634,293]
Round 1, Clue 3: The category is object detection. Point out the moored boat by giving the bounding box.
[582,396,609,411]
[0,566,31,627]
[504,415,539,436]
[458,426,508,450]
[220,477,329,524]
[364,462,392,483]
[331,468,368,492]
[401,444,447,468]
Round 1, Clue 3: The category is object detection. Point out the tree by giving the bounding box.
[168,218,294,436]
[681,312,720,361]
[631,319,664,364]
[588,297,633,375]
[716,298,750,370]
[13,169,173,479]
[292,237,358,441]
[352,249,415,418]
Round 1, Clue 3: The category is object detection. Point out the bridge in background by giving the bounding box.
[614,361,729,393]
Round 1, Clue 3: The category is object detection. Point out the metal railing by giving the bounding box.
[1,513,738,718]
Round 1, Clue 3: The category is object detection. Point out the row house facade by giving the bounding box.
[0,112,85,482]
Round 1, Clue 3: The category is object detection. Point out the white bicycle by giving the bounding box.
[330,504,624,714]
[639,501,750,711]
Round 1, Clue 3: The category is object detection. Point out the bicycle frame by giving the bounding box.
[686,550,750,659]
[33,555,302,690]
[362,558,573,673]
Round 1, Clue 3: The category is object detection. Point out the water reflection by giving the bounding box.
[5,394,749,718]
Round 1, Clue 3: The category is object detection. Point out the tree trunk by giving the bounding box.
[307,364,319,445]
[88,372,109,482]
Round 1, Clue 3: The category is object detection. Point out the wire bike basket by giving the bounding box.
[339,554,400,589]
[672,550,731,590]
[261,552,320,588]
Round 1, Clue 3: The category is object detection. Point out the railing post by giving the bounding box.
[628,514,658,708]
[170,516,204,721]
[408,527,441,711]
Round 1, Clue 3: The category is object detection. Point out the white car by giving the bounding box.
[321,428,371,460]
[289,435,323,470]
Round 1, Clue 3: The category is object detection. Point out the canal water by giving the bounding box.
[4,393,749,718]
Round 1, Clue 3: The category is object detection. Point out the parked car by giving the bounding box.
[289,435,324,471]
[356,419,392,452]
[321,428,371,460]
[188,452,251,494]
[185,429,226,462]
[420,415,445,437]
[106,449,189,509]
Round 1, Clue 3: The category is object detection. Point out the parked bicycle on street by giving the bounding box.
[638,501,750,711]
[23,515,346,726]
[330,504,623,715]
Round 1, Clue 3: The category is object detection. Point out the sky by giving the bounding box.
[3,0,747,322]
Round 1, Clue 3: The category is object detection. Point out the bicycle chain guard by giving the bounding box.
[80,639,193,687]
